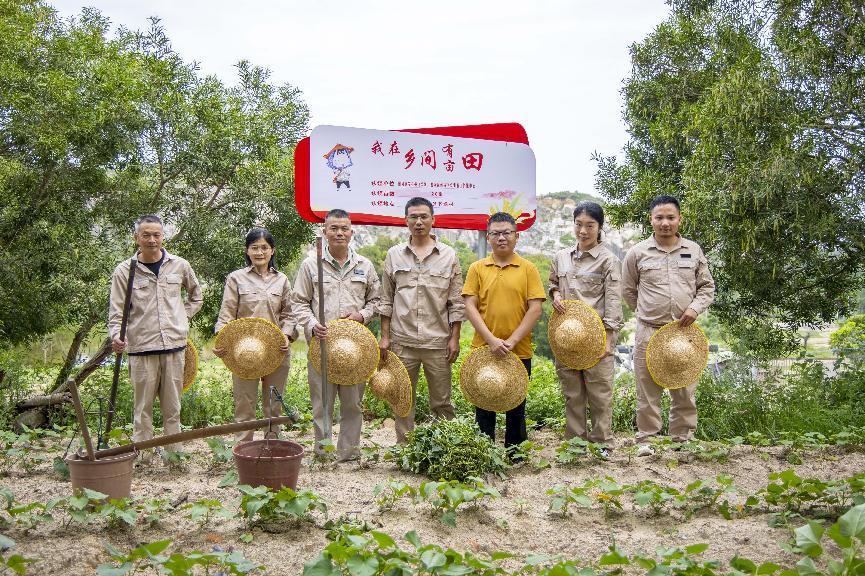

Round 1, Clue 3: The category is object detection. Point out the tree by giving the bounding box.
[594,0,865,356]
[0,2,148,348]
[0,2,312,393]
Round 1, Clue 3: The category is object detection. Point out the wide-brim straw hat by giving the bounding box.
[182,340,198,392]
[646,321,709,389]
[215,317,287,380]
[368,350,413,418]
[548,299,607,370]
[309,319,380,385]
[459,346,529,412]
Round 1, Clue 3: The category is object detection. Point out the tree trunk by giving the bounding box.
[51,315,99,393]
[50,337,113,395]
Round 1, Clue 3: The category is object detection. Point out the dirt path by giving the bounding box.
[3,423,863,575]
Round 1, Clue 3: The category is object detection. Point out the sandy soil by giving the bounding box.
[3,422,863,575]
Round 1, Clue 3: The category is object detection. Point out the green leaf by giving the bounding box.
[346,555,379,576]
[239,532,254,544]
[795,557,819,576]
[404,530,421,548]
[838,504,865,539]
[52,456,70,480]
[794,521,824,558]
[302,555,337,576]
[371,531,395,550]
[0,535,15,551]
[598,546,630,566]
[420,549,447,570]
[96,564,134,576]
[758,562,782,574]
[685,543,709,554]
[218,469,239,488]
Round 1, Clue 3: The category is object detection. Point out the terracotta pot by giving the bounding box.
[66,451,136,499]
[233,439,304,491]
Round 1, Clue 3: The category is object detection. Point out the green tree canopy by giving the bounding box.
[0,1,312,386]
[595,0,865,356]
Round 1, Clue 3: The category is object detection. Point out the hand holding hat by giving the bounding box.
[459,346,529,413]
[309,319,380,385]
[548,299,607,370]
[215,318,287,380]
[646,321,709,389]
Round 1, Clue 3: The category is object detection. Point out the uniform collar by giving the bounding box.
[245,264,278,276]
[648,234,686,253]
[403,234,442,256]
[135,248,170,264]
[324,245,355,268]
[570,242,604,259]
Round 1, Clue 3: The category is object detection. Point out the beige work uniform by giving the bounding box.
[622,235,715,442]
[215,266,298,442]
[549,242,623,445]
[378,237,465,443]
[108,251,203,451]
[292,248,380,460]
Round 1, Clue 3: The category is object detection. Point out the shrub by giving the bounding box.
[390,416,508,482]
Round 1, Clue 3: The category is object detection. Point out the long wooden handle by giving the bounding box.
[66,379,95,460]
[316,237,331,440]
[105,256,138,443]
[93,415,298,459]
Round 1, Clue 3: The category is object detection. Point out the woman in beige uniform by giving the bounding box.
[549,201,623,456]
[213,228,296,441]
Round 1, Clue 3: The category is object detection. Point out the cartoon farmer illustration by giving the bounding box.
[324,144,354,190]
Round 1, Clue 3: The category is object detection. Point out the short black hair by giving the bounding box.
[649,195,681,212]
[134,214,163,232]
[324,208,350,221]
[405,197,434,216]
[487,212,517,231]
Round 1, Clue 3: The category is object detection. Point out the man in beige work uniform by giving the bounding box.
[622,196,714,455]
[549,201,623,451]
[108,215,203,456]
[378,197,464,444]
[292,209,381,461]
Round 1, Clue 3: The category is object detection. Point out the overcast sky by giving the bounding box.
[52,0,670,198]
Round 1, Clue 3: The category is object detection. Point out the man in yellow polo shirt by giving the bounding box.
[462,212,546,450]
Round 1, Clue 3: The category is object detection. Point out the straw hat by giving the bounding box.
[459,346,529,412]
[309,319,379,385]
[646,321,709,389]
[215,317,287,380]
[548,299,607,370]
[182,340,198,392]
[368,350,413,418]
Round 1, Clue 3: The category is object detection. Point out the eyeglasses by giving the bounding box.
[248,245,272,253]
[407,214,431,221]
[487,230,516,239]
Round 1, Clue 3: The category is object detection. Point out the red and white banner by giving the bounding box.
[294,123,536,231]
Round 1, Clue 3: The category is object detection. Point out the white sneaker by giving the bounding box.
[636,444,655,457]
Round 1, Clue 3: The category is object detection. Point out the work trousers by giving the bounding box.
[128,350,185,452]
[232,353,291,442]
[476,358,531,449]
[556,354,615,445]
[634,322,697,442]
[391,342,455,444]
[308,364,365,461]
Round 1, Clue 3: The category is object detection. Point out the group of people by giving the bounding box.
[107,193,714,463]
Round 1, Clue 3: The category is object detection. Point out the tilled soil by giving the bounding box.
[3,421,863,575]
